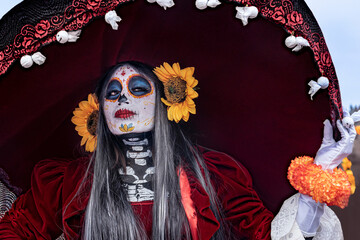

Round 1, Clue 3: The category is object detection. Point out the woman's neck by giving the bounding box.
[118,131,154,202]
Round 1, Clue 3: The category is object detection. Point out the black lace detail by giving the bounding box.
[0,0,131,76]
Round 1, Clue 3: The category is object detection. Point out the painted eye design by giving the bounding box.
[128,76,152,96]
[106,80,122,100]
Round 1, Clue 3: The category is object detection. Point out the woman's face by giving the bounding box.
[103,65,156,135]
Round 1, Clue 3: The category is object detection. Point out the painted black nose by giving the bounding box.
[118,94,128,104]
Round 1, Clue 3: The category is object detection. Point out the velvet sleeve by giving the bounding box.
[202,149,274,240]
[0,159,70,240]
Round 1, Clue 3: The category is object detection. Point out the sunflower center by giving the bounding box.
[87,110,99,136]
[164,77,187,103]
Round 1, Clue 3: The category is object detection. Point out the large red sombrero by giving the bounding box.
[0,0,342,213]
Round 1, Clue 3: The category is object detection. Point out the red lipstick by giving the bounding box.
[115,109,136,119]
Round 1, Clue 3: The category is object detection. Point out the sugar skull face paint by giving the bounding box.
[103,65,156,135]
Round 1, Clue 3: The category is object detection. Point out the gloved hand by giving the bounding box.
[296,194,325,237]
[296,116,356,237]
[314,119,356,170]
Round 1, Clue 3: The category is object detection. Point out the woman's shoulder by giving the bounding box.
[33,156,90,179]
[31,156,91,197]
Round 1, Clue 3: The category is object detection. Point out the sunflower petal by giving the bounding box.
[72,117,86,125]
[182,111,190,122]
[181,102,188,116]
[189,78,198,88]
[87,136,96,152]
[174,105,182,123]
[187,87,199,99]
[154,68,170,82]
[161,98,172,106]
[164,62,176,77]
[173,63,181,76]
[79,101,91,110]
[73,110,89,118]
[168,106,174,121]
[80,136,88,146]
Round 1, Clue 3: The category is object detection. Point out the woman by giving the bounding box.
[0,61,356,240]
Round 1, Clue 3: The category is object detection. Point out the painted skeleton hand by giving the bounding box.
[297,118,356,237]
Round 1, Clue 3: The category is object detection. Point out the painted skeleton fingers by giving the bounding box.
[314,118,357,170]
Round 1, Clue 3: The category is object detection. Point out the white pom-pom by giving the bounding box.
[105,10,121,30]
[308,77,329,100]
[235,6,259,26]
[56,30,69,44]
[67,30,81,42]
[342,116,354,128]
[147,0,156,2]
[195,0,208,10]
[285,35,310,52]
[317,76,329,89]
[156,0,175,10]
[20,55,34,68]
[247,6,259,18]
[285,35,297,48]
[31,52,46,65]
[207,0,221,8]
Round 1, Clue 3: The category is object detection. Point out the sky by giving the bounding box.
[0,0,359,109]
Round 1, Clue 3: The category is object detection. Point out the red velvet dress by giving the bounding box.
[0,147,273,239]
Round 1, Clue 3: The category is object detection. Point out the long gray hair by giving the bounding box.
[83,61,229,239]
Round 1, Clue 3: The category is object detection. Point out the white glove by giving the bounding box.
[314,119,356,170]
[296,194,325,237]
[296,117,356,237]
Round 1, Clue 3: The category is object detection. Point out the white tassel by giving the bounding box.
[105,10,121,30]
[207,0,221,8]
[235,6,259,26]
[20,55,33,68]
[31,52,46,65]
[67,30,81,42]
[148,0,174,10]
[56,30,81,44]
[308,76,329,100]
[20,52,46,68]
[285,35,310,52]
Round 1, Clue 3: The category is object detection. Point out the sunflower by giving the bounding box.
[71,94,99,152]
[153,62,198,122]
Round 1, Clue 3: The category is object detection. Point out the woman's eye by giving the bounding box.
[132,87,147,92]
[105,80,122,100]
[110,90,119,96]
[128,76,151,96]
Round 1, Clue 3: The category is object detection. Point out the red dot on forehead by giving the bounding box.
[121,70,126,76]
